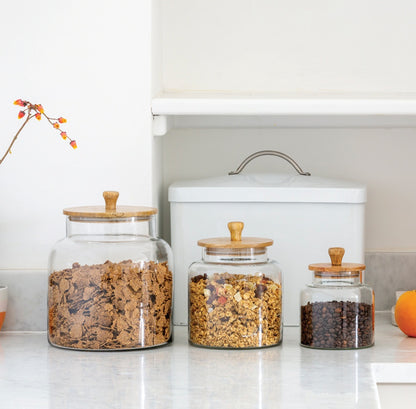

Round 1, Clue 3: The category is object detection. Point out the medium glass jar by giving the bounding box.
[300,247,374,349]
[48,191,173,350]
[188,221,283,349]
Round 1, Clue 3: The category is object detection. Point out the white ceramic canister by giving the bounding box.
[169,150,366,326]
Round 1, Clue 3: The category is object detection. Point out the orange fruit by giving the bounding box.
[395,290,416,337]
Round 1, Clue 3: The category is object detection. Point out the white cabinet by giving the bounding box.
[152,1,416,133]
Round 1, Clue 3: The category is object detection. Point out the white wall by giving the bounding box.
[0,1,153,269]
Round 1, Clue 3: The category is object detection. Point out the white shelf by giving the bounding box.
[151,92,416,135]
[153,92,416,116]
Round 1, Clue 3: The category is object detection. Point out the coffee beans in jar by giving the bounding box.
[300,247,374,350]
[301,301,373,349]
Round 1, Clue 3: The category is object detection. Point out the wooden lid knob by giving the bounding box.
[63,191,157,218]
[329,247,345,266]
[309,247,365,272]
[197,221,273,249]
[228,221,244,242]
[103,191,119,212]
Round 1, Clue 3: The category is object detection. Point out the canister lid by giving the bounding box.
[169,173,366,204]
[63,191,157,218]
[308,247,365,273]
[197,221,273,249]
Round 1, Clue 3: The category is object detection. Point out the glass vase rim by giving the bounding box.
[67,215,153,223]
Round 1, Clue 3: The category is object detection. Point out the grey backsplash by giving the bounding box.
[0,270,47,332]
[0,252,415,331]
[365,252,416,311]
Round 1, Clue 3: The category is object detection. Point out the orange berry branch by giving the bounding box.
[0,99,77,165]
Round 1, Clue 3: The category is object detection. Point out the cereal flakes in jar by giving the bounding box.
[48,191,173,351]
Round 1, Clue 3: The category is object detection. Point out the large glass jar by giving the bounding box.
[48,191,173,350]
[300,247,374,349]
[188,221,282,349]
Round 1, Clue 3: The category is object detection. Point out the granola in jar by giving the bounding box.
[189,272,282,348]
[188,221,283,349]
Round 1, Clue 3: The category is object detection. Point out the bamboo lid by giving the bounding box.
[197,221,273,249]
[308,247,365,272]
[63,191,157,218]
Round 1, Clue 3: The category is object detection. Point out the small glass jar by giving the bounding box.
[48,191,173,350]
[188,221,283,349]
[300,247,374,349]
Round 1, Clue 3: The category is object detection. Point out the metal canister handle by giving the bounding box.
[228,150,311,176]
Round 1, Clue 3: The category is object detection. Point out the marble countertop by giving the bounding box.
[0,312,415,409]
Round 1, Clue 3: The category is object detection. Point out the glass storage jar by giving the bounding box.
[188,221,282,349]
[48,191,173,351]
[300,247,374,349]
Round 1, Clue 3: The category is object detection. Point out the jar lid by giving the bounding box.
[308,247,365,273]
[63,191,157,218]
[197,221,273,249]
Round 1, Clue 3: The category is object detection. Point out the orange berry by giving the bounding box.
[70,140,77,149]
[18,111,25,119]
[53,122,60,129]
[36,104,44,114]
[58,117,67,123]
[14,99,25,107]
[60,131,67,140]
[395,290,416,337]
[35,113,41,120]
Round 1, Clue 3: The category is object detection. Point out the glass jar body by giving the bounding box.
[48,216,173,350]
[188,248,283,349]
[300,273,374,349]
